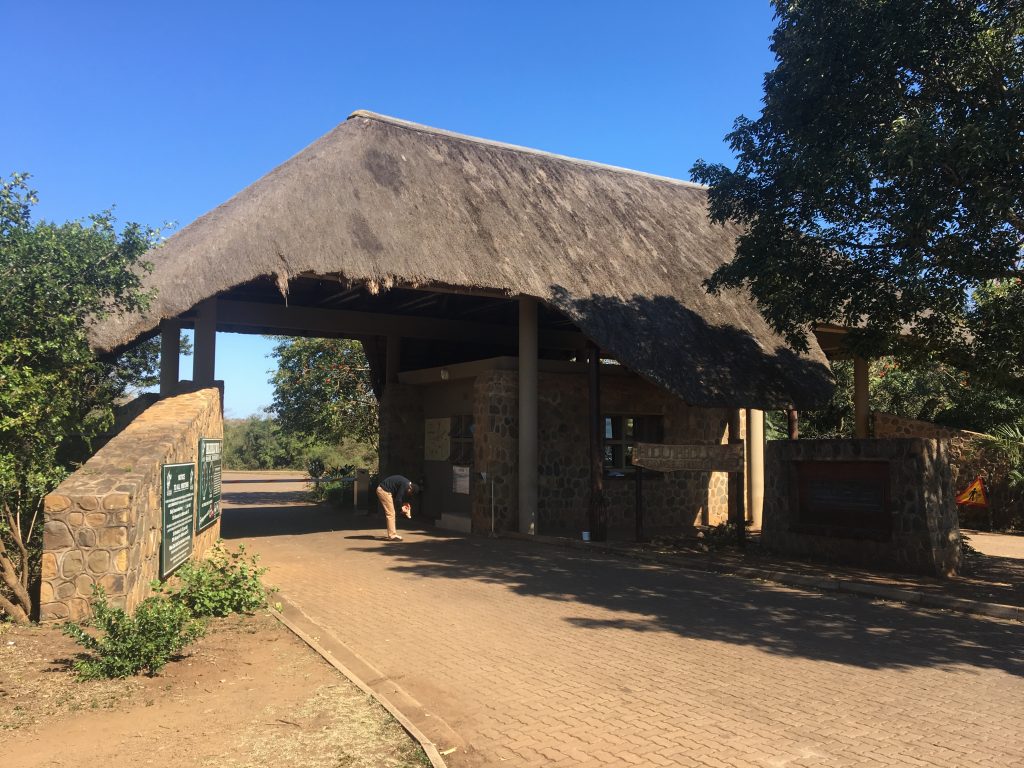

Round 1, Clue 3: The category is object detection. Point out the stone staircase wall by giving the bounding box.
[40,388,223,622]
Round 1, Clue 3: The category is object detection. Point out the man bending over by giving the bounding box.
[377,474,418,541]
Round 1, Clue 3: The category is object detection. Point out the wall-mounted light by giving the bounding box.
[440,368,450,381]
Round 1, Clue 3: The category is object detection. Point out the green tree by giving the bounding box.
[223,416,305,469]
[691,0,1024,379]
[0,174,156,623]
[790,356,1024,438]
[269,338,379,451]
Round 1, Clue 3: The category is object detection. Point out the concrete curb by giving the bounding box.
[270,594,452,768]
[502,532,1023,623]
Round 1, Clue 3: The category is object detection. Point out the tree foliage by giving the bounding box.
[788,356,1024,439]
[0,173,156,622]
[268,338,379,450]
[223,416,377,473]
[222,417,308,470]
[692,0,1024,382]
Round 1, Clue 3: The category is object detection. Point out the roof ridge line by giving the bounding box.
[347,110,708,191]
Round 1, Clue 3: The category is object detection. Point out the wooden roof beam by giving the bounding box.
[211,299,586,349]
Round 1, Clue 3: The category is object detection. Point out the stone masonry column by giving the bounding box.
[386,334,401,386]
[518,296,538,535]
[854,356,870,438]
[193,299,217,386]
[159,319,181,395]
[745,408,765,530]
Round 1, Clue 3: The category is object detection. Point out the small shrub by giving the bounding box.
[308,457,326,484]
[324,478,354,508]
[168,542,271,618]
[62,586,205,679]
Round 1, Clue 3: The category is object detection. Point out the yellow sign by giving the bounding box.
[955,476,989,508]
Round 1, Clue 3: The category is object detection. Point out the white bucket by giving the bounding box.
[582,531,591,542]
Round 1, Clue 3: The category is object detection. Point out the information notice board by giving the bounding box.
[196,438,223,534]
[424,418,450,461]
[161,462,195,578]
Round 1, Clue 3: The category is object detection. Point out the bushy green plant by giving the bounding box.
[168,542,271,618]
[324,478,353,508]
[992,422,1024,491]
[1,174,162,623]
[307,457,326,487]
[61,586,204,679]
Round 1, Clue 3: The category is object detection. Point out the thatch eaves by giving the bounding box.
[90,111,833,409]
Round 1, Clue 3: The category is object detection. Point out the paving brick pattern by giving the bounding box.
[222,473,1024,768]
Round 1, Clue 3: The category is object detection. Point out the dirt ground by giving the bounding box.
[1,611,428,768]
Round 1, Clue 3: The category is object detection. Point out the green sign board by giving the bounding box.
[197,438,223,533]
[161,462,195,578]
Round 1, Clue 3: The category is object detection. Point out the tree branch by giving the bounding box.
[0,535,32,618]
[0,590,29,624]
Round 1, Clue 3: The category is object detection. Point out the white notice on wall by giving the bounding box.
[452,465,470,494]
[424,418,450,460]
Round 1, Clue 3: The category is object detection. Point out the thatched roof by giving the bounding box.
[91,111,833,408]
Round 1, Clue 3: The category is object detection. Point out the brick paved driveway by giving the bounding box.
[222,473,1024,768]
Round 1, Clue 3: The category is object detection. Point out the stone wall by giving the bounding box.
[873,411,1020,530]
[472,371,519,532]
[471,369,732,537]
[378,384,425,481]
[762,438,962,577]
[40,388,223,622]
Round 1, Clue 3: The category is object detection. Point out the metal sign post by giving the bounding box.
[196,438,223,534]
[161,462,195,578]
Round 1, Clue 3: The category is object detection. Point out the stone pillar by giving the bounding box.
[728,409,746,547]
[354,468,370,510]
[745,408,765,529]
[854,356,870,438]
[159,319,181,396]
[518,296,538,535]
[386,334,401,385]
[193,299,217,386]
[588,343,606,542]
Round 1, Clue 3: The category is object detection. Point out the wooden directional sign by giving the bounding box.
[632,442,744,473]
[161,462,195,578]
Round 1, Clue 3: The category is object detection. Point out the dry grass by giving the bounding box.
[1,612,429,767]
[210,683,430,768]
[0,621,142,730]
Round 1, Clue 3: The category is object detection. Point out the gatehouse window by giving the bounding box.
[603,415,664,471]
[450,414,475,465]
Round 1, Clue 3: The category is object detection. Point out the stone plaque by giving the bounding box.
[424,418,450,461]
[632,442,744,473]
[795,460,891,538]
[196,438,223,534]
[161,462,195,578]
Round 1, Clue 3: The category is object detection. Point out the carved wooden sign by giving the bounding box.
[632,442,744,473]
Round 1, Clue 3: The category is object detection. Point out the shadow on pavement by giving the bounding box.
[221,498,352,537]
[220,477,310,485]
[357,525,1024,678]
[223,496,1024,678]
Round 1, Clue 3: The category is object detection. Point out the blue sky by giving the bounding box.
[2,1,778,417]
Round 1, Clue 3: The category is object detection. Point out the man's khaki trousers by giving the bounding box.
[376,486,398,538]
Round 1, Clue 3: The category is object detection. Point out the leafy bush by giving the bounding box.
[61,586,204,679]
[307,457,326,484]
[167,542,271,618]
[324,478,353,508]
[0,174,162,624]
